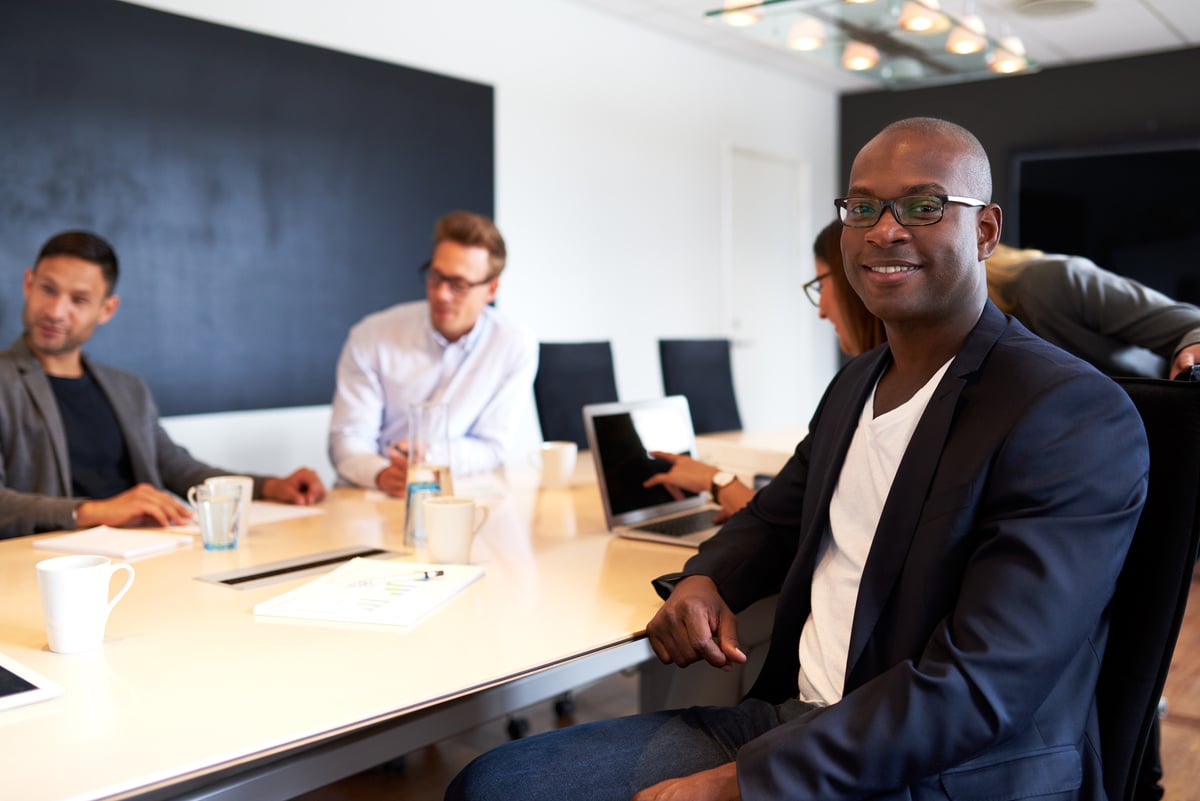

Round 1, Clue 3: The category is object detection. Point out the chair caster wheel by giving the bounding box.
[506,716,531,739]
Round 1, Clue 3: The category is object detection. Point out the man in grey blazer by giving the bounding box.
[0,230,325,540]
[445,118,1149,801]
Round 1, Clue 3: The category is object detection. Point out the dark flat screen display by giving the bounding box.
[1013,141,1200,305]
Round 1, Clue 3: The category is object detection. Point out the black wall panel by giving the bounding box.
[0,0,494,414]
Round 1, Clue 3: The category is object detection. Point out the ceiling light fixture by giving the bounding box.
[704,0,1039,88]
[988,34,1029,73]
[787,15,827,50]
[1014,0,1096,14]
[842,40,880,70]
[721,0,762,26]
[898,0,950,33]
[945,4,986,55]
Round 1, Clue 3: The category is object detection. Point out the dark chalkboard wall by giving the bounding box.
[0,0,494,415]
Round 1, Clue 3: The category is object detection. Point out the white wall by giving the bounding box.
[134,0,842,474]
[161,405,336,489]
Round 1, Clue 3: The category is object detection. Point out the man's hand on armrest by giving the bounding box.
[646,575,747,671]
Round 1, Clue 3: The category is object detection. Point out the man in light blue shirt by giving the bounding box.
[328,211,537,496]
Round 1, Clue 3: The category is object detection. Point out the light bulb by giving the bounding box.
[722,0,761,27]
[898,0,950,33]
[946,14,986,54]
[988,35,1028,73]
[786,15,826,51]
[842,40,881,70]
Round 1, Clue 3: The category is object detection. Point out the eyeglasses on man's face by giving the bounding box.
[420,262,494,296]
[834,194,987,228]
[803,272,829,307]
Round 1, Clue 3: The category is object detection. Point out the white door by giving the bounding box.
[723,147,823,431]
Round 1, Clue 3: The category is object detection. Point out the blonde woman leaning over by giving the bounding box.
[986,244,1200,379]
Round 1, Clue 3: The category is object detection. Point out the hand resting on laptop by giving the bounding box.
[642,451,755,523]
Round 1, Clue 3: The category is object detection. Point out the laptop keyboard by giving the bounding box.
[633,508,718,538]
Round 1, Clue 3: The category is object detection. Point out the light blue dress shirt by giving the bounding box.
[328,300,538,488]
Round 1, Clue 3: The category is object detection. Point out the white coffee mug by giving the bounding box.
[37,555,135,654]
[535,441,578,490]
[205,475,254,541]
[423,496,489,564]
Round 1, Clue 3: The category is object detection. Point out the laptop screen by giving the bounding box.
[583,396,705,525]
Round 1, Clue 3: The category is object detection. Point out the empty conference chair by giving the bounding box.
[659,338,742,434]
[1098,376,1200,801]
[533,341,618,450]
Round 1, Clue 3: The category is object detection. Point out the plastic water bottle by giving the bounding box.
[403,466,440,549]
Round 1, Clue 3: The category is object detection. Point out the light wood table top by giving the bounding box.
[0,461,689,801]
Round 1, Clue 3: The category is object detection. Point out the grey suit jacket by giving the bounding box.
[1005,254,1200,378]
[660,303,1149,801]
[0,337,262,539]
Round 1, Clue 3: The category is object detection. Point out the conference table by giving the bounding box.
[0,431,802,801]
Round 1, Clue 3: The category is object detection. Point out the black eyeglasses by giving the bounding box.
[803,272,829,307]
[834,194,987,228]
[419,262,494,296]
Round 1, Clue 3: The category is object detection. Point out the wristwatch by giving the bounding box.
[710,471,736,504]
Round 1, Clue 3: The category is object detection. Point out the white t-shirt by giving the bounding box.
[796,359,952,705]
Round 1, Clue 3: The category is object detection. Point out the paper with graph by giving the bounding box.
[252,557,484,626]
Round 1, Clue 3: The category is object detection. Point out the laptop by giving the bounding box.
[582,396,722,547]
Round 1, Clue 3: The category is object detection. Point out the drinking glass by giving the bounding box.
[404,401,453,547]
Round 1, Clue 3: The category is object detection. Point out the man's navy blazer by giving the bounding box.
[671,302,1149,801]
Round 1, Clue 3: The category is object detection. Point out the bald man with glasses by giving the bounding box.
[328,211,537,496]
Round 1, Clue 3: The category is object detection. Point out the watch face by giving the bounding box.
[714,471,735,487]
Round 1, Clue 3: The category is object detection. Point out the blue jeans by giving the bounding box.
[444,698,814,801]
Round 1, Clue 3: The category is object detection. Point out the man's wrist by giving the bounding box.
[71,501,87,529]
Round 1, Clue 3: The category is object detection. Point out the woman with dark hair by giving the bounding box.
[805,218,887,358]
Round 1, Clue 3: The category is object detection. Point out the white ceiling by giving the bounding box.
[567,0,1200,91]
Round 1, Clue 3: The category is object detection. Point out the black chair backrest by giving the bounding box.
[533,342,618,450]
[659,338,742,434]
[1098,377,1200,801]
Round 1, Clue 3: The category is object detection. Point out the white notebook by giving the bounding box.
[33,527,193,559]
[253,557,484,627]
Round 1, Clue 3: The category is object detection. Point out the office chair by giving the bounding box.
[658,338,742,434]
[1097,376,1200,801]
[533,342,619,450]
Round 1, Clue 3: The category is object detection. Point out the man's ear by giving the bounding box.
[22,268,35,298]
[98,293,120,325]
[977,204,1003,261]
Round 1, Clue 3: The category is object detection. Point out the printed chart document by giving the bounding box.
[33,527,192,559]
[253,557,484,627]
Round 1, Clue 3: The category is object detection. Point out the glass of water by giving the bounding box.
[187,484,241,550]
